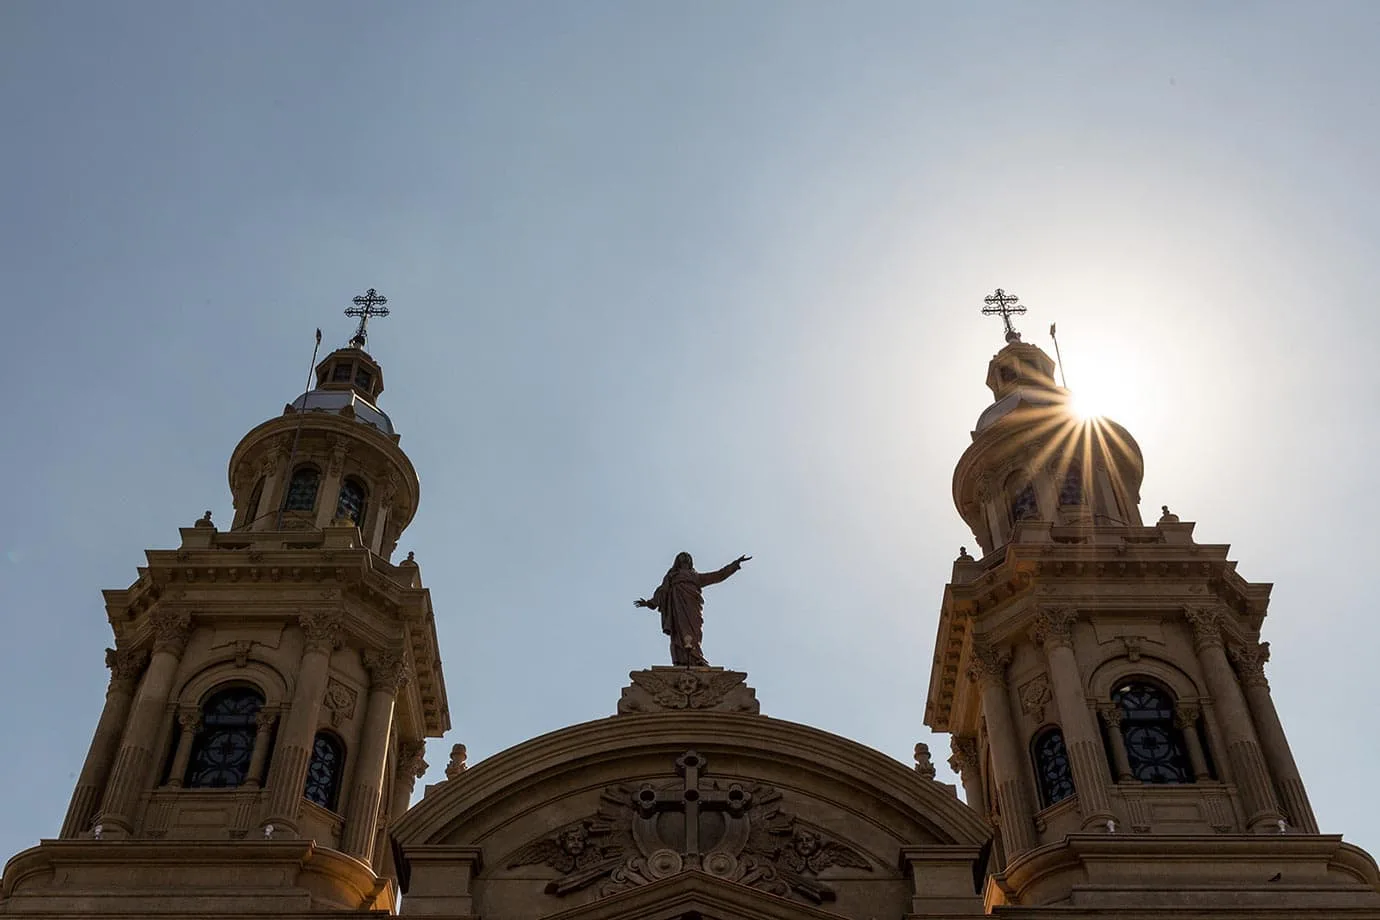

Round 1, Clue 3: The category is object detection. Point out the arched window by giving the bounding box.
[241,477,265,528]
[283,466,320,512]
[335,478,367,526]
[1033,727,1076,807]
[304,731,345,811]
[186,687,264,788]
[1058,461,1083,506]
[1112,680,1194,784]
[1007,472,1039,523]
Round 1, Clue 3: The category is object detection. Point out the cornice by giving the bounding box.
[393,711,991,851]
[925,543,1269,732]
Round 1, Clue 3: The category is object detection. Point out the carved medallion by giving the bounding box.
[502,750,872,904]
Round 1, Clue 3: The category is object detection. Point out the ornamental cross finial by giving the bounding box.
[982,288,1026,343]
[345,287,390,348]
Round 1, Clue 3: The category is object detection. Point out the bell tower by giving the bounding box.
[4,298,450,916]
[925,294,1380,914]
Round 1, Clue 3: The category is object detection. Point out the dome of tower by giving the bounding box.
[973,385,1067,433]
[287,389,395,436]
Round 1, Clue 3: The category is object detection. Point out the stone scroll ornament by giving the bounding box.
[504,750,872,904]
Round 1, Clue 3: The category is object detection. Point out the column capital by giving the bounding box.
[1227,641,1271,689]
[177,708,203,732]
[105,647,149,691]
[1030,607,1078,650]
[948,735,980,775]
[966,641,1011,688]
[1098,702,1125,727]
[1184,607,1224,652]
[363,649,411,693]
[397,741,428,780]
[254,707,280,730]
[299,610,344,652]
[1173,703,1202,729]
[149,609,194,656]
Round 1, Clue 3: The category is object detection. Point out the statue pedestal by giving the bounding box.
[616,666,760,715]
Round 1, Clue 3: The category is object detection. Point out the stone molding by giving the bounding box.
[393,712,991,850]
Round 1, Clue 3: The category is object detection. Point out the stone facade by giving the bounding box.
[3,329,1379,919]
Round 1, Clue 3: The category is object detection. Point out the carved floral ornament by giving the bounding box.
[1029,607,1078,649]
[362,649,411,693]
[105,647,150,686]
[148,609,194,655]
[1018,674,1053,722]
[965,641,1011,687]
[323,678,359,726]
[1227,641,1271,688]
[948,735,980,775]
[503,751,873,905]
[298,610,344,651]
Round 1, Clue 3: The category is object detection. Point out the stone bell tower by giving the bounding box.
[3,300,450,916]
[924,294,1380,915]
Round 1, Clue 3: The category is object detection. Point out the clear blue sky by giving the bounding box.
[3,1,1378,861]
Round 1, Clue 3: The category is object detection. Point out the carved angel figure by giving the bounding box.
[746,805,871,903]
[629,668,748,710]
[506,819,629,896]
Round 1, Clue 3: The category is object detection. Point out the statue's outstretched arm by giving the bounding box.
[694,555,751,587]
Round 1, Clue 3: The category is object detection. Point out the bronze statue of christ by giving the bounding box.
[634,552,750,667]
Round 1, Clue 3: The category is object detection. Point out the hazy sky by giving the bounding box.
[3,2,1379,862]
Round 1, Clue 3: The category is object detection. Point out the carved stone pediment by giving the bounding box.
[617,668,759,715]
[501,751,872,905]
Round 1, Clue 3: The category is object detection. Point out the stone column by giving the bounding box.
[262,611,341,833]
[1185,609,1282,831]
[341,650,411,860]
[314,438,350,529]
[1098,704,1134,782]
[948,735,985,813]
[1030,609,1114,828]
[244,708,279,788]
[164,709,202,787]
[252,448,285,532]
[95,610,193,836]
[60,648,149,838]
[390,742,428,825]
[967,642,1036,855]
[1229,641,1319,833]
[1174,704,1212,781]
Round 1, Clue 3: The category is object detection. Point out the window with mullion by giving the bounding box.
[1114,681,1193,784]
[186,688,263,788]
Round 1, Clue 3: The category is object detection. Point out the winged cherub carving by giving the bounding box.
[747,811,872,903]
[506,820,629,895]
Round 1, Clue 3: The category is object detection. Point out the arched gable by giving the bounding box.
[394,712,988,919]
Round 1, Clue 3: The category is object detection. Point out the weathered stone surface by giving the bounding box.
[616,666,760,715]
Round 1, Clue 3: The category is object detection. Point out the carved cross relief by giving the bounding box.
[505,750,873,904]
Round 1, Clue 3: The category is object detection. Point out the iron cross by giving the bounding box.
[982,288,1025,343]
[346,288,390,348]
